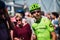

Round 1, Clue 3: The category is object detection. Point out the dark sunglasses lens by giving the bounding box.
[19,19,21,21]
[16,20,18,22]
[16,19,21,22]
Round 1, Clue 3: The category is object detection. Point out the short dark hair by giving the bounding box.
[52,12,59,18]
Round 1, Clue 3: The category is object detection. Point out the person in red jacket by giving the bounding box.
[13,16,32,40]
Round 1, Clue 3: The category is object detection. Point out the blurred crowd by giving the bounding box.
[0,0,60,40]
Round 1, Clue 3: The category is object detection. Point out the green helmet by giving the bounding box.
[29,3,41,12]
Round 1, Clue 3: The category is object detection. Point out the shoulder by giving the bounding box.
[42,17,49,20]
[42,17,50,22]
[41,17,51,25]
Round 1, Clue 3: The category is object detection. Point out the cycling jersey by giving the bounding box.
[32,17,54,40]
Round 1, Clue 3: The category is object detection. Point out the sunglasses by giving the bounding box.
[31,10,41,14]
[16,19,22,22]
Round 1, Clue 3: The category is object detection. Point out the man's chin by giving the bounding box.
[35,17,40,19]
[33,16,40,19]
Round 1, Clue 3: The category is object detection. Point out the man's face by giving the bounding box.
[31,10,41,19]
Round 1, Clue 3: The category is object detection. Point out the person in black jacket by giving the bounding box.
[0,0,14,40]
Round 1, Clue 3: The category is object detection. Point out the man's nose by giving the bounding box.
[35,12,38,14]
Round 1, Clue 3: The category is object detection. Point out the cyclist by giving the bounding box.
[29,3,57,40]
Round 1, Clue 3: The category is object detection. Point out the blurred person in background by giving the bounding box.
[13,16,32,40]
[45,13,52,21]
[51,12,59,40]
[0,0,14,40]
[58,15,60,40]
[25,11,36,27]
[29,3,57,40]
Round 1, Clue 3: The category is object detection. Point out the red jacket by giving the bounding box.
[13,23,32,40]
